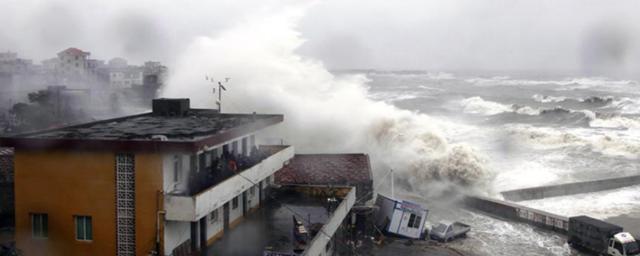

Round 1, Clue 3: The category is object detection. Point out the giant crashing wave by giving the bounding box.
[368,117,495,198]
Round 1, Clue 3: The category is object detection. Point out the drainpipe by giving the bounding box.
[156,210,166,255]
[156,189,165,255]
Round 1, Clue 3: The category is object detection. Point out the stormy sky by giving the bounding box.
[1,0,640,76]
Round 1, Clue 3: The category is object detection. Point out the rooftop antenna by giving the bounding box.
[206,76,230,112]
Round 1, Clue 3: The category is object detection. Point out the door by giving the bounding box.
[258,181,264,206]
[610,240,624,256]
[223,202,230,233]
[242,191,248,216]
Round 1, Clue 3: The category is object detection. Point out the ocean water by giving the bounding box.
[363,71,640,255]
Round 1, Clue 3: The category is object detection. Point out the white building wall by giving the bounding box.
[164,145,294,221]
[163,221,190,256]
[205,206,224,239]
[303,188,356,256]
[229,193,243,223]
[162,154,190,195]
[247,184,259,209]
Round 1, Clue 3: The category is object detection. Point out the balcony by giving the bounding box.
[164,145,294,222]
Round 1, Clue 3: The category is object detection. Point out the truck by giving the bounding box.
[568,216,640,256]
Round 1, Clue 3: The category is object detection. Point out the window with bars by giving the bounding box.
[31,213,48,238]
[75,216,92,241]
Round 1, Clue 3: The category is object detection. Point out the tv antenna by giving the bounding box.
[205,76,231,112]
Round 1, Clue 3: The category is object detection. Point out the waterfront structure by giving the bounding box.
[276,153,374,203]
[375,194,429,239]
[0,98,294,255]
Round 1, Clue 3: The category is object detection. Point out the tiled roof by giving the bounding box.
[59,47,89,56]
[0,147,13,156]
[276,154,372,185]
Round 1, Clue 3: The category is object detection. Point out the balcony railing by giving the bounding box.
[164,145,294,222]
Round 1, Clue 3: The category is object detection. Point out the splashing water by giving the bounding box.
[160,6,493,197]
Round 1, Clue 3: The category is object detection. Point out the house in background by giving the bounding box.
[56,48,91,78]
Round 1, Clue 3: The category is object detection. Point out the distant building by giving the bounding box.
[0,51,38,97]
[0,52,18,62]
[104,58,143,88]
[276,154,374,203]
[0,98,356,256]
[109,67,143,88]
[108,57,128,69]
[56,47,91,77]
[0,147,14,228]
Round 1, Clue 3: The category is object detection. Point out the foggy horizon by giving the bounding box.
[1,0,639,77]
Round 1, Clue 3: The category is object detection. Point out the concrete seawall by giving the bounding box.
[501,175,640,202]
[463,196,569,234]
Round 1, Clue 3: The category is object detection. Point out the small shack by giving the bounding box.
[374,194,428,239]
[275,154,373,203]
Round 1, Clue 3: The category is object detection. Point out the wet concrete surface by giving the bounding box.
[208,190,332,255]
[371,238,478,256]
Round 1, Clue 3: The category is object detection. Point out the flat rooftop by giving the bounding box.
[0,109,283,152]
[208,188,341,255]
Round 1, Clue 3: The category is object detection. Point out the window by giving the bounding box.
[614,241,624,254]
[249,186,255,196]
[406,213,421,228]
[232,196,239,209]
[173,155,181,182]
[407,214,416,228]
[232,141,238,154]
[31,213,48,238]
[209,210,219,224]
[413,215,422,228]
[75,216,92,241]
[205,152,211,167]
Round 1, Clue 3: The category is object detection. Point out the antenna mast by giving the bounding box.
[205,76,229,113]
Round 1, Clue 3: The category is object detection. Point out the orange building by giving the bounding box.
[0,98,293,255]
